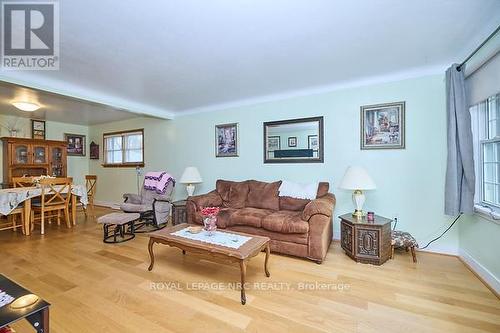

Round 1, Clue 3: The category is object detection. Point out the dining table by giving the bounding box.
[0,185,88,236]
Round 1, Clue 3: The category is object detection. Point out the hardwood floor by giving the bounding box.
[0,207,499,333]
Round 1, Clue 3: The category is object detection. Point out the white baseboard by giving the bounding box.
[459,249,500,295]
[94,200,121,210]
[416,245,459,256]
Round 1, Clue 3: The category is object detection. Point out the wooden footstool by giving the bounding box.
[391,230,418,263]
[97,212,140,243]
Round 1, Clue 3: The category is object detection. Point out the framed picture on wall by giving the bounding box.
[267,136,280,151]
[65,133,86,156]
[308,135,318,150]
[31,119,46,139]
[89,141,99,159]
[361,101,405,150]
[215,123,238,157]
[288,136,297,147]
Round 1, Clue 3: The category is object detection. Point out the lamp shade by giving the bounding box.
[180,167,202,184]
[339,166,376,190]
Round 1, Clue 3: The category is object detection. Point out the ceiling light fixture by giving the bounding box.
[12,101,40,112]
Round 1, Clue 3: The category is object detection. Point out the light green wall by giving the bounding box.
[459,205,500,280]
[168,74,457,253]
[0,115,89,184]
[88,117,176,204]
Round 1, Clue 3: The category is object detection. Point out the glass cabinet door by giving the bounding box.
[33,145,47,164]
[13,144,30,164]
[50,146,64,176]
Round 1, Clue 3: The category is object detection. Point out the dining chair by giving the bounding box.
[12,176,35,188]
[0,208,24,233]
[31,178,72,235]
[84,175,97,218]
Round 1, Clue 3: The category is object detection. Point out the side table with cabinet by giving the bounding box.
[339,213,392,265]
[172,200,187,225]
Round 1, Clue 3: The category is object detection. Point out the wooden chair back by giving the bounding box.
[12,176,35,188]
[39,178,72,208]
[85,175,97,198]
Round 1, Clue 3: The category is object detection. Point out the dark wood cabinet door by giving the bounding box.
[340,222,353,255]
[173,205,187,225]
[355,227,380,259]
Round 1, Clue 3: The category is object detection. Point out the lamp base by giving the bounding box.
[352,209,364,218]
[351,190,366,218]
[186,184,195,197]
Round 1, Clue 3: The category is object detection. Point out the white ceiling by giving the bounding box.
[1,0,499,118]
[0,82,142,125]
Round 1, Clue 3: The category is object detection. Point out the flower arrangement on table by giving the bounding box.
[201,206,220,236]
[32,175,56,186]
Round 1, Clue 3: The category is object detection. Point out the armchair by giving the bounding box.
[120,180,174,232]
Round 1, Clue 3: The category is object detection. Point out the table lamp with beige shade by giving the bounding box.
[339,166,376,218]
[180,166,202,197]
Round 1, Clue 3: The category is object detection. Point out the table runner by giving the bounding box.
[171,227,251,249]
[0,185,88,216]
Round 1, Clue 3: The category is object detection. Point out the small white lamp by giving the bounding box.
[180,167,202,197]
[339,166,376,218]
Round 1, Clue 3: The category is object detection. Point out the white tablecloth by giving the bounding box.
[0,185,88,216]
[171,227,251,249]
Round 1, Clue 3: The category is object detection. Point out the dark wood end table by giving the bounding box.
[0,274,50,332]
[171,200,187,225]
[339,213,392,265]
[147,224,271,305]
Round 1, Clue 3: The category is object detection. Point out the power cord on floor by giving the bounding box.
[420,213,463,250]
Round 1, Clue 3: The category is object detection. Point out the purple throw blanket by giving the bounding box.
[144,171,175,194]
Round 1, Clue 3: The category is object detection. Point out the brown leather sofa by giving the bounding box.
[186,179,336,263]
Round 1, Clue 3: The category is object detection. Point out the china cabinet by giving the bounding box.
[1,137,68,185]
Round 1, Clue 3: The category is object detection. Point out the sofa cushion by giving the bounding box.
[229,207,273,228]
[262,210,309,234]
[278,182,330,211]
[279,196,310,211]
[246,180,282,210]
[216,180,249,209]
[216,208,237,228]
[228,225,309,245]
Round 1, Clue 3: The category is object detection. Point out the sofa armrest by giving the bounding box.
[186,190,223,225]
[187,190,223,211]
[302,193,336,221]
[123,193,142,204]
[306,193,336,262]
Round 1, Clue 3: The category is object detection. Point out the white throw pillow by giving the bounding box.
[279,180,319,200]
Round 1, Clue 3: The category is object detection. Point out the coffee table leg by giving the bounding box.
[239,260,247,305]
[264,243,270,277]
[26,306,49,333]
[148,238,155,271]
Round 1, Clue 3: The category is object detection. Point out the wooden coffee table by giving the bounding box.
[147,224,271,305]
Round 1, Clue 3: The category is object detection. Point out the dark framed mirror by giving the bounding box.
[263,116,324,163]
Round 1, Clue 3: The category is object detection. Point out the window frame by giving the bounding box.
[471,92,500,222]
[479,138,500,209]
[102,128,144,168]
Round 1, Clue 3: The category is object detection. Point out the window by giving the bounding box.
[103,129,144,167]
[471,93,500,213]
